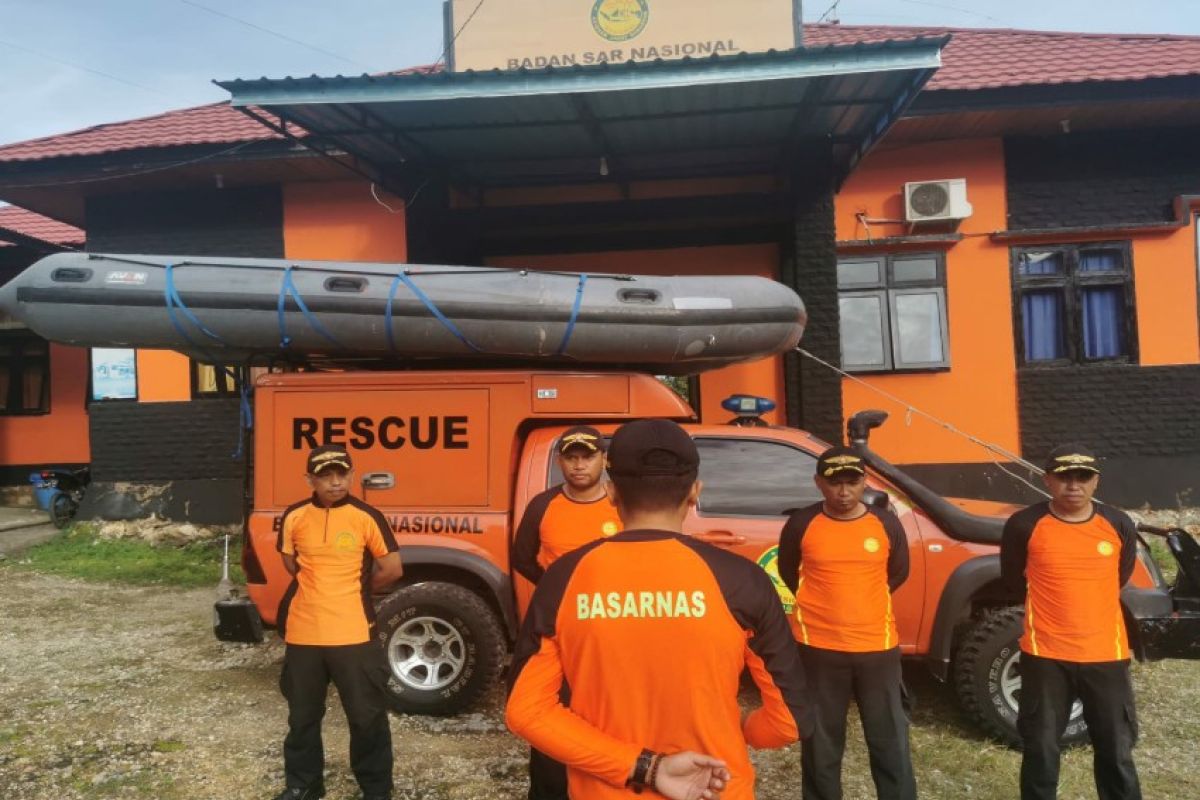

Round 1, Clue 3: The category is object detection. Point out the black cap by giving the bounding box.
[815,446,866,479]
[558,425,606,454]
[606,420,699,477]
[307,444,352,475]
[1045,444,1101,475]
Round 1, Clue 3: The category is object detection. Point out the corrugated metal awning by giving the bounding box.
[217,39,945,191]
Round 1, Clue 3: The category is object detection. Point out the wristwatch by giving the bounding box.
[627,748,655,793]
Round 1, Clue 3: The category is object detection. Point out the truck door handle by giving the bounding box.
[692,530,747,546]
[361,472,395,490]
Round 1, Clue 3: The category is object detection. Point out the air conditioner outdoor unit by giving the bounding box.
[903,178,973,223]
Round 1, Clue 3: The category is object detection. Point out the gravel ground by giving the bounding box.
[2,549,1198,799]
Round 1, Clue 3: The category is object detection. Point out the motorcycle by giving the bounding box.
[38,466,91,529]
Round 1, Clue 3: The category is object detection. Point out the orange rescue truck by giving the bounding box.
[236,369,1200,746]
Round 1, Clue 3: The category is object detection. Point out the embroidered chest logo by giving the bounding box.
[863,537,881,553]
[334,531,357,552]
[1097,540,1115,557]
[601,520,619,536]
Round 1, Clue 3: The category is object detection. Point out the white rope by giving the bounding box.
[795,347,1051,499]
[369,183,403,214]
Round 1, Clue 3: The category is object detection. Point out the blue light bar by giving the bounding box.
[721,394,777,415]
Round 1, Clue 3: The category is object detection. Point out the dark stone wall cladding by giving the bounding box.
[89,399,246,482]
[1005,128,1200,229]
[1018,364,1200,459]
[86,185,284,257]
[791,170,843,445]
[1017,364,1200,506]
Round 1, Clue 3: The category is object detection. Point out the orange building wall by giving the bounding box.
[487,244,786,424]
[1132,221,1200,366]
[136,350,192,402]
[283,181,408,261]
[0,343,90,465]
[834,138,1021,464]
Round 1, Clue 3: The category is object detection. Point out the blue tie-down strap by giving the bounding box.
[230,366,253,460]
[386,272,483,353]
[163,263,228,362]
[556,273,588,355]
[277,266,345,350]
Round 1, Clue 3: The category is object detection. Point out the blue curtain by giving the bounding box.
[1080,251,1121,272]
[1082,287,1124,358]
[1022,291,1064,361]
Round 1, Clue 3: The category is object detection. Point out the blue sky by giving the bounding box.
[1,0,1199,146]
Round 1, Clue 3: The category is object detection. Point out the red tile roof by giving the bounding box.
[0,102,278,164]
[805,24,1200,91]
[0,65,441,165]
[1,30,1198,165]
[0,205,84,248]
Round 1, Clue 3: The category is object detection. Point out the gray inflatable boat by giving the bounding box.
[0,252,806,374]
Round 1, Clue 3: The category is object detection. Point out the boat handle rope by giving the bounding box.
[386,272,483,353]
[163,264,250,459]
[277,266,345,350]
[556,273,588,356]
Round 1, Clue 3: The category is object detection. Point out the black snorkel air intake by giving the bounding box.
[848,410,1006,545]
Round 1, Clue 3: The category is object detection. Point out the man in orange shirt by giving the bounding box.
[513,425,621,584]
[512,425,622,799]
[274,445,404,800]
[1001,444,1141,800]
[506,419,812,800]
[777,447,914,800]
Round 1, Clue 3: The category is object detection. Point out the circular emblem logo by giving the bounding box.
[601,520,620,536]
[334,531,357,552]
[1098,541,1115,556]
[591,0,649,42]
[864,537,881,553]
[756,546,796,615]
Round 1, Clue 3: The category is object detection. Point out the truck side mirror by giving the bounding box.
[864,488,890,510]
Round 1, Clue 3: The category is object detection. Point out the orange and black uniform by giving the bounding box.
[506,529,812,800]
[1001,502,1141,800]
[512,485,621,584]
[778,504,914,800]
[276,494,399,798]
[513,485,622,799]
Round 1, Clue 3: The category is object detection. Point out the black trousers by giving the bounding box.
[280,641,394,797]
[1018,653,1141,800]
[527,683,571,800]
[799,644,916,800]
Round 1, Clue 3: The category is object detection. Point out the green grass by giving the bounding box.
[17,524,245,588]
[1147,537,1179,583]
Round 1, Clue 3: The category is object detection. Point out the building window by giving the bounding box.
[191,362,269,399]
[1012,243,1136,365]
[0,330,50,415]
[837,253,950,372]
[90,348,138,401]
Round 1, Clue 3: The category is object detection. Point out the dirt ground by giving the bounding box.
[1,567,1198,800]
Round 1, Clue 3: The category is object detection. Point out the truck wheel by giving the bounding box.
[374,581,506,716]
[953,606,1089,748]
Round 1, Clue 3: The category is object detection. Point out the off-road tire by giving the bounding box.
[953,606,1089,748]
[374,581,506,716]
[49,493,76,529]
